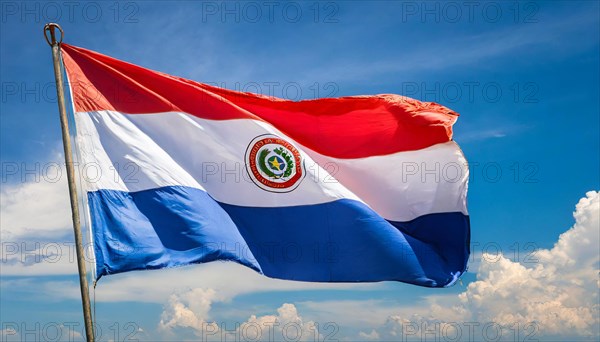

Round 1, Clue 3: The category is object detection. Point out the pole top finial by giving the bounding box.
[44,23,63,46]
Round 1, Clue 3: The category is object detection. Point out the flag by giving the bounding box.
[61,44,469,287]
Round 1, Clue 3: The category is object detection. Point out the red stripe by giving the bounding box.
[62,43,459,158]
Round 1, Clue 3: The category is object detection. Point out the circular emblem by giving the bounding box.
[245,134,305,192]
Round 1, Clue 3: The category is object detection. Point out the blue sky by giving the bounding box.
[1,1,599,341]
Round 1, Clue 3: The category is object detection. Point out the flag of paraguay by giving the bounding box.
[61,44,470,287]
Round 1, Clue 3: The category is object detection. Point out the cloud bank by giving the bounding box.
[361,191,599,340]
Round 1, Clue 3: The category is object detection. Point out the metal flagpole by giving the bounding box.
[44,23,95,342]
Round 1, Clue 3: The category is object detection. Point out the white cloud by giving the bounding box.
[0,158,96,276]
[361,191,600,340]
[16,260,380,307]
[158,288,219,337]
[0,328,18,339]
[0,162,71,241]
[158,287,321,341]
[458,191,600,336]
[359,329,380,340]
[298,299,403,327]
[99,262,379,302]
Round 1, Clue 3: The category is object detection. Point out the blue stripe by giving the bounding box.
[88,186,469,287]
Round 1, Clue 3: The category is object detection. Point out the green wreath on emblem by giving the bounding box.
[258,147,295,179]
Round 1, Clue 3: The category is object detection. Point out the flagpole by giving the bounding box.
[44,23,95,342]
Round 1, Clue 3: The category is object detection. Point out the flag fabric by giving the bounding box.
[61,44,470,287]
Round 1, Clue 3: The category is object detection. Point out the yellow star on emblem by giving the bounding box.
[269,157,282,170]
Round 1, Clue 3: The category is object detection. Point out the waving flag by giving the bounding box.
[61,44,469,287]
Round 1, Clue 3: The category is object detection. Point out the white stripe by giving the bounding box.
[74,110,361,204]
[74,110,468,221]
[75,111,204,192]
[305,142,469,221]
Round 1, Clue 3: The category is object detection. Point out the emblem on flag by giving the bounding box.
[245,134,305,192]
